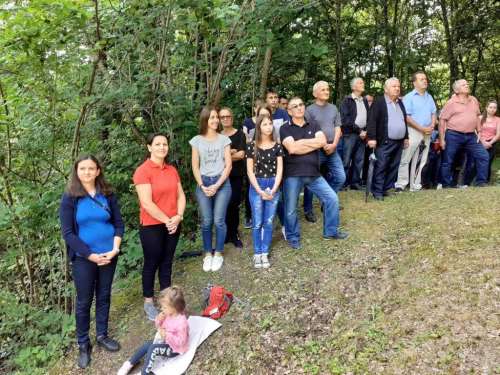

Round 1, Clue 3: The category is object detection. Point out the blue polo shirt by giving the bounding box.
[402,89,437,127]
[76,192,114,256]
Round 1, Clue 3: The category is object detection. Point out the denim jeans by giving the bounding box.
[196,175,232,253]
[72,255,118,346]
[249,177,279,254]
[464,142,498,184]
[372,139,404,197]
[129,340,179,374]
[342,134,365,186]
[442,130,489,187]
[284,176,340,242]
[303,149,345,213]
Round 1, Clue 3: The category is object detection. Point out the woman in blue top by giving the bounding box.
[59,155,124,369]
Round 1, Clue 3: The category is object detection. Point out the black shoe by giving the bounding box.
[339,206,344,210]
[382,191,395,197]
[78,344,92,368]
[324,232,349,240]
[339,186,347,192]
[374,196,384,201]
[394,187,403,193]
[475,184,487,188]
[231,237,243,248]
[304,212,318,223]
[97,335,120,352]
[350,183,365,191]
[443,185,458,189]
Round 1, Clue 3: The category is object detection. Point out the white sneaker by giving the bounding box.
[281,227,286,240]
[261,254,270,268]
[117,361,134,375]
[437,183,442,190]
[459,185,469,189]
[203,256,213,272]
[253,254,262,268]
[211,255,224,271]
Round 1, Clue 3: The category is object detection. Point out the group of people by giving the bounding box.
[58,73,499,373]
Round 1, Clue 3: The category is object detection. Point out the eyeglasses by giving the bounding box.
[220,116,232,120]
[289,103,304,110]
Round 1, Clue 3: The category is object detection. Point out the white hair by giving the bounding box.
[452,79,465,93]
[384,77,400,88]
[350,77,362,89]
[312,81,329,93]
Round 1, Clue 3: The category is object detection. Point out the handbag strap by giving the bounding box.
[88,195,112,218]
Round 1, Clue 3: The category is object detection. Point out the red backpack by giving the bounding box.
[202,285,234,320]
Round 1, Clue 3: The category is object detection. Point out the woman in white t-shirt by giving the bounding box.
[190,107,232,272]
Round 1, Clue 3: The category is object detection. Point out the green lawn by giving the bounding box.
[51,182,500,375]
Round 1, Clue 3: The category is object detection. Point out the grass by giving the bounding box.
[50,181,500,375]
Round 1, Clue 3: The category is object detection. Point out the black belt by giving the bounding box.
[448,129,475,135]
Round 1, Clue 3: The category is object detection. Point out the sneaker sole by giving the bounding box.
[323,236,348,240]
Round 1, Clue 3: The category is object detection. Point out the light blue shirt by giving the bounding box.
[385,95,406,140]
[402,89,437,127]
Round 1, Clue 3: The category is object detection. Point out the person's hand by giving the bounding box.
[157,312,166,322]
[88,254,103,264]
[231,149,237,155]
[99,250,119,265]
[158,327,167,341]
[477,133,482,144]
[202,184,216,197]
[425,127,434,136]
[324,143,335,155]
[359,131,367,140]
[166,215,181,234]
[368,140,377,148]
[483,140,491,149]
[404,139,409,149]
[258,190,271,200]
[440,139,446,150]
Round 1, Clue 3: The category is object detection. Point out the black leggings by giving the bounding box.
[226,176,243,239]
[139,224,181,298]
[130,341,179,374]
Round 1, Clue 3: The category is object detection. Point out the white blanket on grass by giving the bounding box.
[149,316,221,375]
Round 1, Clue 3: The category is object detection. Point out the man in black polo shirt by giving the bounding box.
[280,97,348,250]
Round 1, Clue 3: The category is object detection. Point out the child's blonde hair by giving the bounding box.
[159,286,186,314]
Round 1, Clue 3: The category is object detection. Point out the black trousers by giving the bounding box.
[72,255,118,346]
[245,176,252,219]
[139,224,181,299]
[226,176,243,239]
[372,139,404,197]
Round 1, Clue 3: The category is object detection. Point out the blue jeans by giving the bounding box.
[284,176,340,242]
[342,134,365,186]
[196,175,232,253]
[249,178,279,254]
[442,130,489,187]
[130,340,179,374]
[72,255,118,346]
[303,149,345,213]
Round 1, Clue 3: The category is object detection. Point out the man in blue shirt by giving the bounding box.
[266,87,290,142]
[395,72,436,192]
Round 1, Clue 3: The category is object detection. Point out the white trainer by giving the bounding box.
[117,361,134,375]
[211,255,224,271]
[261,253,270,268]
[253,254,262,268]
[281,227,286,240]
[203,256,213,272]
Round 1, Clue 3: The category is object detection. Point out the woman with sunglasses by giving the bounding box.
[220,107,247,248]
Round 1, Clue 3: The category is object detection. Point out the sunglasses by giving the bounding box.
[289,103,304,110]
[220,116,232,121]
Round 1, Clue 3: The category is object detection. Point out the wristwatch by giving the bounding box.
[179,214,184,221]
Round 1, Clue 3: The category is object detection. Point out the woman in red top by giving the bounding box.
[133,132,186,321]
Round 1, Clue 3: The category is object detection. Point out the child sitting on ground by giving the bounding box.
[117,286,190,375]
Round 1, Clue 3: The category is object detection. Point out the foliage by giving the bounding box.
[0,0,498,372]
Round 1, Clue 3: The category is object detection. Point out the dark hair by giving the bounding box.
[199,106,219,135]
[66,154,113,197]
[279,94,288,100]
[146,132,169,164]
[256,102,273,122]
[253,114,274,168]
[481,100,498,125]
[266,87,279,98]
[411,71,426,82]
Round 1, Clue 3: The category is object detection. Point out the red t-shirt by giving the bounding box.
[133,159,180,226]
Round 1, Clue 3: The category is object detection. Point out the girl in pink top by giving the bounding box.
[480,100,500,182]
[117,286,190,375]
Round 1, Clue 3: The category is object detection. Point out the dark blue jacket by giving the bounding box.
[59,192,124,261]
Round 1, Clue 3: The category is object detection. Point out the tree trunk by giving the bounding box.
[333,0,343,104]
[440,0,459,90]
[259,46,273,99]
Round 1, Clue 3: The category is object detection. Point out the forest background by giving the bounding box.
[0,0,499,373]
